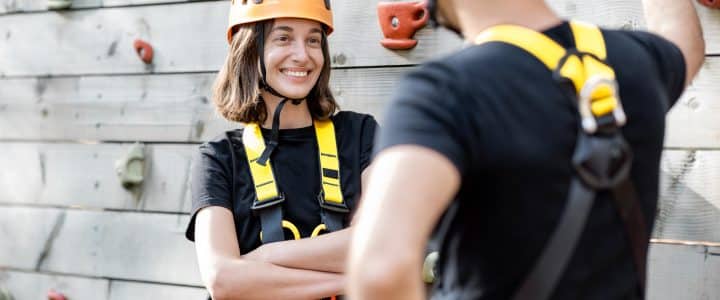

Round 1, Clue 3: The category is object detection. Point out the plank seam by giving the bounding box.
[0,267,205,288]
[651,238,720,248]
[654,151,696,237]
[0,0,222,17]
[0,139,203,145]
[0,203,190,215]
[34,211,67,270]
[0,65,418,80]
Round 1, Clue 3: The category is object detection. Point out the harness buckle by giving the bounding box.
[251,193,285,212]
[578,75,627,134]
[572,134,633,190]
[318,192,350,213]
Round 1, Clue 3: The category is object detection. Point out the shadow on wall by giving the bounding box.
[655,150,720,242]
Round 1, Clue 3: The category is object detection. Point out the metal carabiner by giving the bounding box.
[578,75,627,134]
[260,220,301,241]
[311,224,328,237]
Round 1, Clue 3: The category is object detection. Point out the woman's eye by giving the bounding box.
[275,36,290,42]
[308,37,321,45]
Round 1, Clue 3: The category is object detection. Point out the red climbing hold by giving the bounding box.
[47,290,66,300]
[698,0,720,8]
[133,39,154,64]
[377,1,429,50]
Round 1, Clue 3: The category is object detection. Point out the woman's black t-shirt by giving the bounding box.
[186,111,377,254]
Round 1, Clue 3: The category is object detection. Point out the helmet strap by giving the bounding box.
[256,97,290,165]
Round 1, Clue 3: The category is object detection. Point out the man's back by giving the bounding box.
[377,21,686,299]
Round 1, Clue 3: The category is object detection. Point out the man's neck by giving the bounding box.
[261,92,313,129]
[457,1,563,42]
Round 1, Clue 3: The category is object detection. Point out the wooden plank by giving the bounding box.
[665,59,720,149]
[0,67,401,142]
[0,143,193,213]
[547,0,720,55]
[1,143,719,243]
[3,57,718,145]
[0,270,208,300]
[0,0,101,14]
[647,243,720,300]
[0,2,228,77]
[0,207,201,285]
[1,0,717,77]
[109,281,207,300]
[0,0,220,14]
[0,270,109,300]
[656,150,720,242]
[54,209,197,285]
[0,1,460,76]
[0,73,215,142]
[0,207,63,270]
[2,207,719,294]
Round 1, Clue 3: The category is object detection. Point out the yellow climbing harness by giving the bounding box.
[243,119,348,243]
[475,20,626,133]
[475,21,647,300]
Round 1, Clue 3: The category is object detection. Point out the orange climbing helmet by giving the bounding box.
[227,0,334,42]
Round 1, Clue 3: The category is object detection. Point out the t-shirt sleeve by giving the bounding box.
[185,142,234,242]
[375,62,473,175]
[628,31,687,108]
[359,115,379,171]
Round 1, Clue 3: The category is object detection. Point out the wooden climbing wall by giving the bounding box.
[0,0,718,298]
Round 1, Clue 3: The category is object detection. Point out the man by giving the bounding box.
[348,0,705,299]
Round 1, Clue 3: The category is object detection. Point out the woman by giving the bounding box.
[184,1,377,299]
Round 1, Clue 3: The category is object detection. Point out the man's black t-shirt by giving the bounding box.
[376,22,686,299]
[186,111,377,254]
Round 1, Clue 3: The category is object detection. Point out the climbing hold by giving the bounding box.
[377,1,429,50]
[422,251,439,283]
[115,142,146,189]
[0,286,14,300]
[47,0,72,10]
[133,39,154,64]
[698,0,720,8]
[47,290,66,300]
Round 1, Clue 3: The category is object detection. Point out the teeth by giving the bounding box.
[284,70,308,77]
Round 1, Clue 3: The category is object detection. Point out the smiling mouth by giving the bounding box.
[281,69,310,78]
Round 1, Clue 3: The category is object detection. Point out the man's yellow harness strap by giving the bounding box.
[243,119,348,243]
[474,21,625,132]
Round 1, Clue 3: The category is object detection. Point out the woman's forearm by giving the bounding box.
[245,227,352,273]
[208,257,344,300]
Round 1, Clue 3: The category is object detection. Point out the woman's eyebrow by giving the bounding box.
[270,26,323,34]
[270,26,293,33]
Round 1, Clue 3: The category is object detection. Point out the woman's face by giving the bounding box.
[263,18,325,100]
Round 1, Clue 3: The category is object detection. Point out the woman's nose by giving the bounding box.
[290,41,310,63]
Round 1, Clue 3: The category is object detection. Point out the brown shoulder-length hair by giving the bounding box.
[212,20,338,124]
